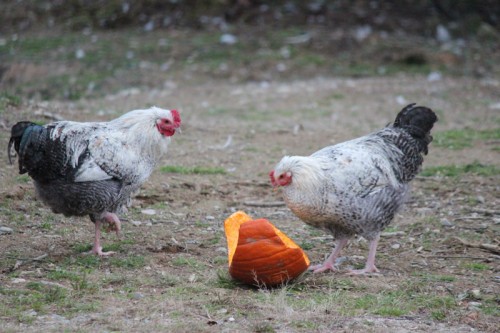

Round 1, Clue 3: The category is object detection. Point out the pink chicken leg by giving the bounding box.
[347,234,380,275]
[89,212,122,256]
[309,239,349,273]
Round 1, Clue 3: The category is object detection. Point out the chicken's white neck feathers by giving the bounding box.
[47,107,176,185]
[277,155,327,195]
[112,107,171,159]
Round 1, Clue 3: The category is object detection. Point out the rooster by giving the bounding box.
[8,107,181,256]
[270,104,437,275]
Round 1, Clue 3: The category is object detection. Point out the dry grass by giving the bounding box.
[0,27,499,332]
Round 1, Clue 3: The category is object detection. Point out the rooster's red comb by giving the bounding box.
[171,109,181,125]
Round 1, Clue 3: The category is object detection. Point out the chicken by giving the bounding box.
[269,104,437,275]
[8,107,181,256]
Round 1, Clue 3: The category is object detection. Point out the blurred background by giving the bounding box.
[0,0,499,101]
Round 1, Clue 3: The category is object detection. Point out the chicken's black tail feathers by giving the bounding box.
[393,104,438,155]
[8,122,34,164]
[8,122,42,172]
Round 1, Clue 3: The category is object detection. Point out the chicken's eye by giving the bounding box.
[164,119,171,124]
[278,174,284,179]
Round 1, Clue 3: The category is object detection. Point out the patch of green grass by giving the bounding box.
[160,165,226,175]
[431,310,447,320]
[156,274,181,288]
[462,262,490,271]
[72,243,93,253]
[109,255,146,269]
[206,235,221,245]
[300,242,314,250]
[101,239,135,253]
[0,93,22,113]
[253,322,277,333]
[172,256,202,268]
[15,175,31,183]
[214,269,240,289]
[418,274,456,283]
[421,162,499,177]
[194,221,210,228]
[65,255,101,269]
[213,256,227,265]
[40,221,52,230]
[481,297,500,316]
[434,128,500,149]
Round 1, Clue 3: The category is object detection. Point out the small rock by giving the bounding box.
[396,95,407,105]
[468,301,482,310]
[188,274,196,283]
[130,221,142,226]
[427,71,442,82]
[276,63,287,72]
[215,247,227,254]
[75,49,85,59]
[381,231,405,237]
[205,215,215,221]
[335,256,347,265]
[144,21,154,32]
[217,308,228,314]
[391,243,401,249]
[476,195,485,204]
[24,309,38,317]
[436,24,451,43]
[416,207,433,216]
[471,289,481,298]
[141,209,156,215]
[12,278,26,283]
[354,25,372,41]
[0,226,13,235]
[220,34,237,45]
[228,317,235,322]
[132,292,145,300]
[41,314,70,324]
[440,218,454,227]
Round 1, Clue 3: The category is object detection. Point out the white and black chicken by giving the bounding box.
[270,104,437,275]
[8,107,181,256]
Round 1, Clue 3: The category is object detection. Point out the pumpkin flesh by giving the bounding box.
[224,211,310,287]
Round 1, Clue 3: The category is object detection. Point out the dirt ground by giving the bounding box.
[0,74,499,332]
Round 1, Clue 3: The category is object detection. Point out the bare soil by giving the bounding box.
[0,75,499,332]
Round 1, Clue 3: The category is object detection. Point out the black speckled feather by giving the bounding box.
[7,107,177,224]
[273,104,438,240]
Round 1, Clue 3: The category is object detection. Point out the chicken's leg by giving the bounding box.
[309,238,349,273]
[348,234,380,275]
[89,213,121,256]
[101,212,122,234]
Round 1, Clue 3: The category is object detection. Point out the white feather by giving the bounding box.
[50,107,176,184]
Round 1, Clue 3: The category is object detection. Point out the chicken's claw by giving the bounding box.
[309,262,337,274]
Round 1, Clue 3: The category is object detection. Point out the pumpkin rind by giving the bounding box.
[224,212,310,287]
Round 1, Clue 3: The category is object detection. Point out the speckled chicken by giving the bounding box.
[8,107,181,256]
[270,104,437,274]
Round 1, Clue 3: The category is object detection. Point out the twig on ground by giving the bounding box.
[33,110,64,121]
[421,255,491,260]
[467,208,500,216]
[243,201,286,207]
[7,253,48,272]
[229,181,270,187]
[449,237,500,255]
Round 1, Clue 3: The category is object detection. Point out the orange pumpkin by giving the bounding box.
[224,211,310,287]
